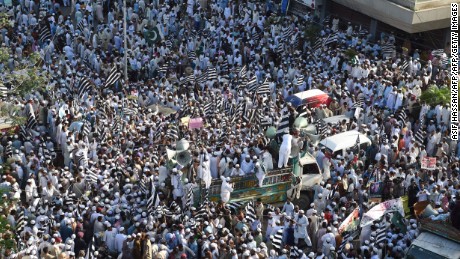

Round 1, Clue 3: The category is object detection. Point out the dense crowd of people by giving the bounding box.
[0,0,458,258]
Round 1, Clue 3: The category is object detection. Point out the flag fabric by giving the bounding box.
[271,228,284,251]
[144,25,164,45]
[245,201,257,223]
[391,211,407,234]
[414,129,426,144]
[374,221,388,245]
[381,42,395,57]
[206,67,218,81]
[77,77,92,99]
[5,142,13,158]
[239,65,247,79]
[226,202,244,212]
[246,75,258,92]
[147,179,160,212]
[256,78,271,96]
[39,22,52,43]
[290,246,304,259]
[276,111,290,135]
[0,83,8,99]
[166,124,179,140]
[16,209,25,234]
[352,135,360,153]
[77,19,85,32]
[85,236,97,259]
[26,111,37,129]
[184,186,193,213]
[316,119,328,136]
[104,65,122,88]
[85,169,98,183]
[353,96,364,109]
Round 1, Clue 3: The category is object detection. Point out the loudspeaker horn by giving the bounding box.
[176,150,192,166]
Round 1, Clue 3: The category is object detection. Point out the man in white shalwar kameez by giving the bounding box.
[171,168,184,200]
[255,162,266,187]
[322,156,331,180]
[278,129,292,168]
[294,210,312,247]
[220,176,233,203]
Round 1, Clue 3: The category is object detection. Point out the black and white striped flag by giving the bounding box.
[85,169,98,183]
[282,26,294,42]
[16,209,26,234]
[239,65,247,79]
[5,142,13,158]
[324,32,340,46]
[226,202,244,213]
[166,124,179,140]
[245,201,257,223]
[0,83,8,99]
[381,42,395,57]
[256,78,271,96]
[246,75,258,92]
[316,119,328,136]
[188,50,196,61]
[184,185,193,213]
[147,179,159,213]
[396,109,407,126]
[374,221,388,245]
[77,77,92,99]
[26,111,38,129]
[352,96,364,109]
[104,65,122,88]
[206,67,218,81]
[85,236,97,259]
[39,22,52,43]
[337,232,352,255]
[276,111,290,135]
[290,246,304,259]
[271,228,284,251]
[77,19,85,32]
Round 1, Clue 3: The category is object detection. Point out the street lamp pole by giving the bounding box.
[123,0,128,82]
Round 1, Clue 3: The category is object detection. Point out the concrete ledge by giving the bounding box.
[332,0,451,33]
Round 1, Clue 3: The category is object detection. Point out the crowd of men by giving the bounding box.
[0,0,458,258]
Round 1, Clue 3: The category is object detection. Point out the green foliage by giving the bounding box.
[344,48,359,59]
[0,187,15,252]
[420,86,451,106]
[0,102,26,127]
[0,47,49,98]
[304,24,321,44]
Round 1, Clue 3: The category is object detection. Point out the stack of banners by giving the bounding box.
[338,207,360,234]
[360,198,404,227]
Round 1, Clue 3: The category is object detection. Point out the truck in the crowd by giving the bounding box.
[193,151,322,206]
[405,219,460,259]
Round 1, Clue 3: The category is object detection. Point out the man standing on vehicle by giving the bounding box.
[278,128,292,168]
[294,210,312,248]
[220,177,234,204]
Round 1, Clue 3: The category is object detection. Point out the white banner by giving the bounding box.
[360,198,404,227]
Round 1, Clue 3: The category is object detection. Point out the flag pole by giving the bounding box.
[123,0,128,82]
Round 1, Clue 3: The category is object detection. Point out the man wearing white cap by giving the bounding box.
[220,176,234,203]
[294,210,312,247]
[314,193,326,214]
[254,162,267,187]
[103,222,118,254]
[171,168,184,200]
[278,128,292,168]
[114,227,127,254]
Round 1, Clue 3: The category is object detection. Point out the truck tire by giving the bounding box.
[293,192,310,209]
